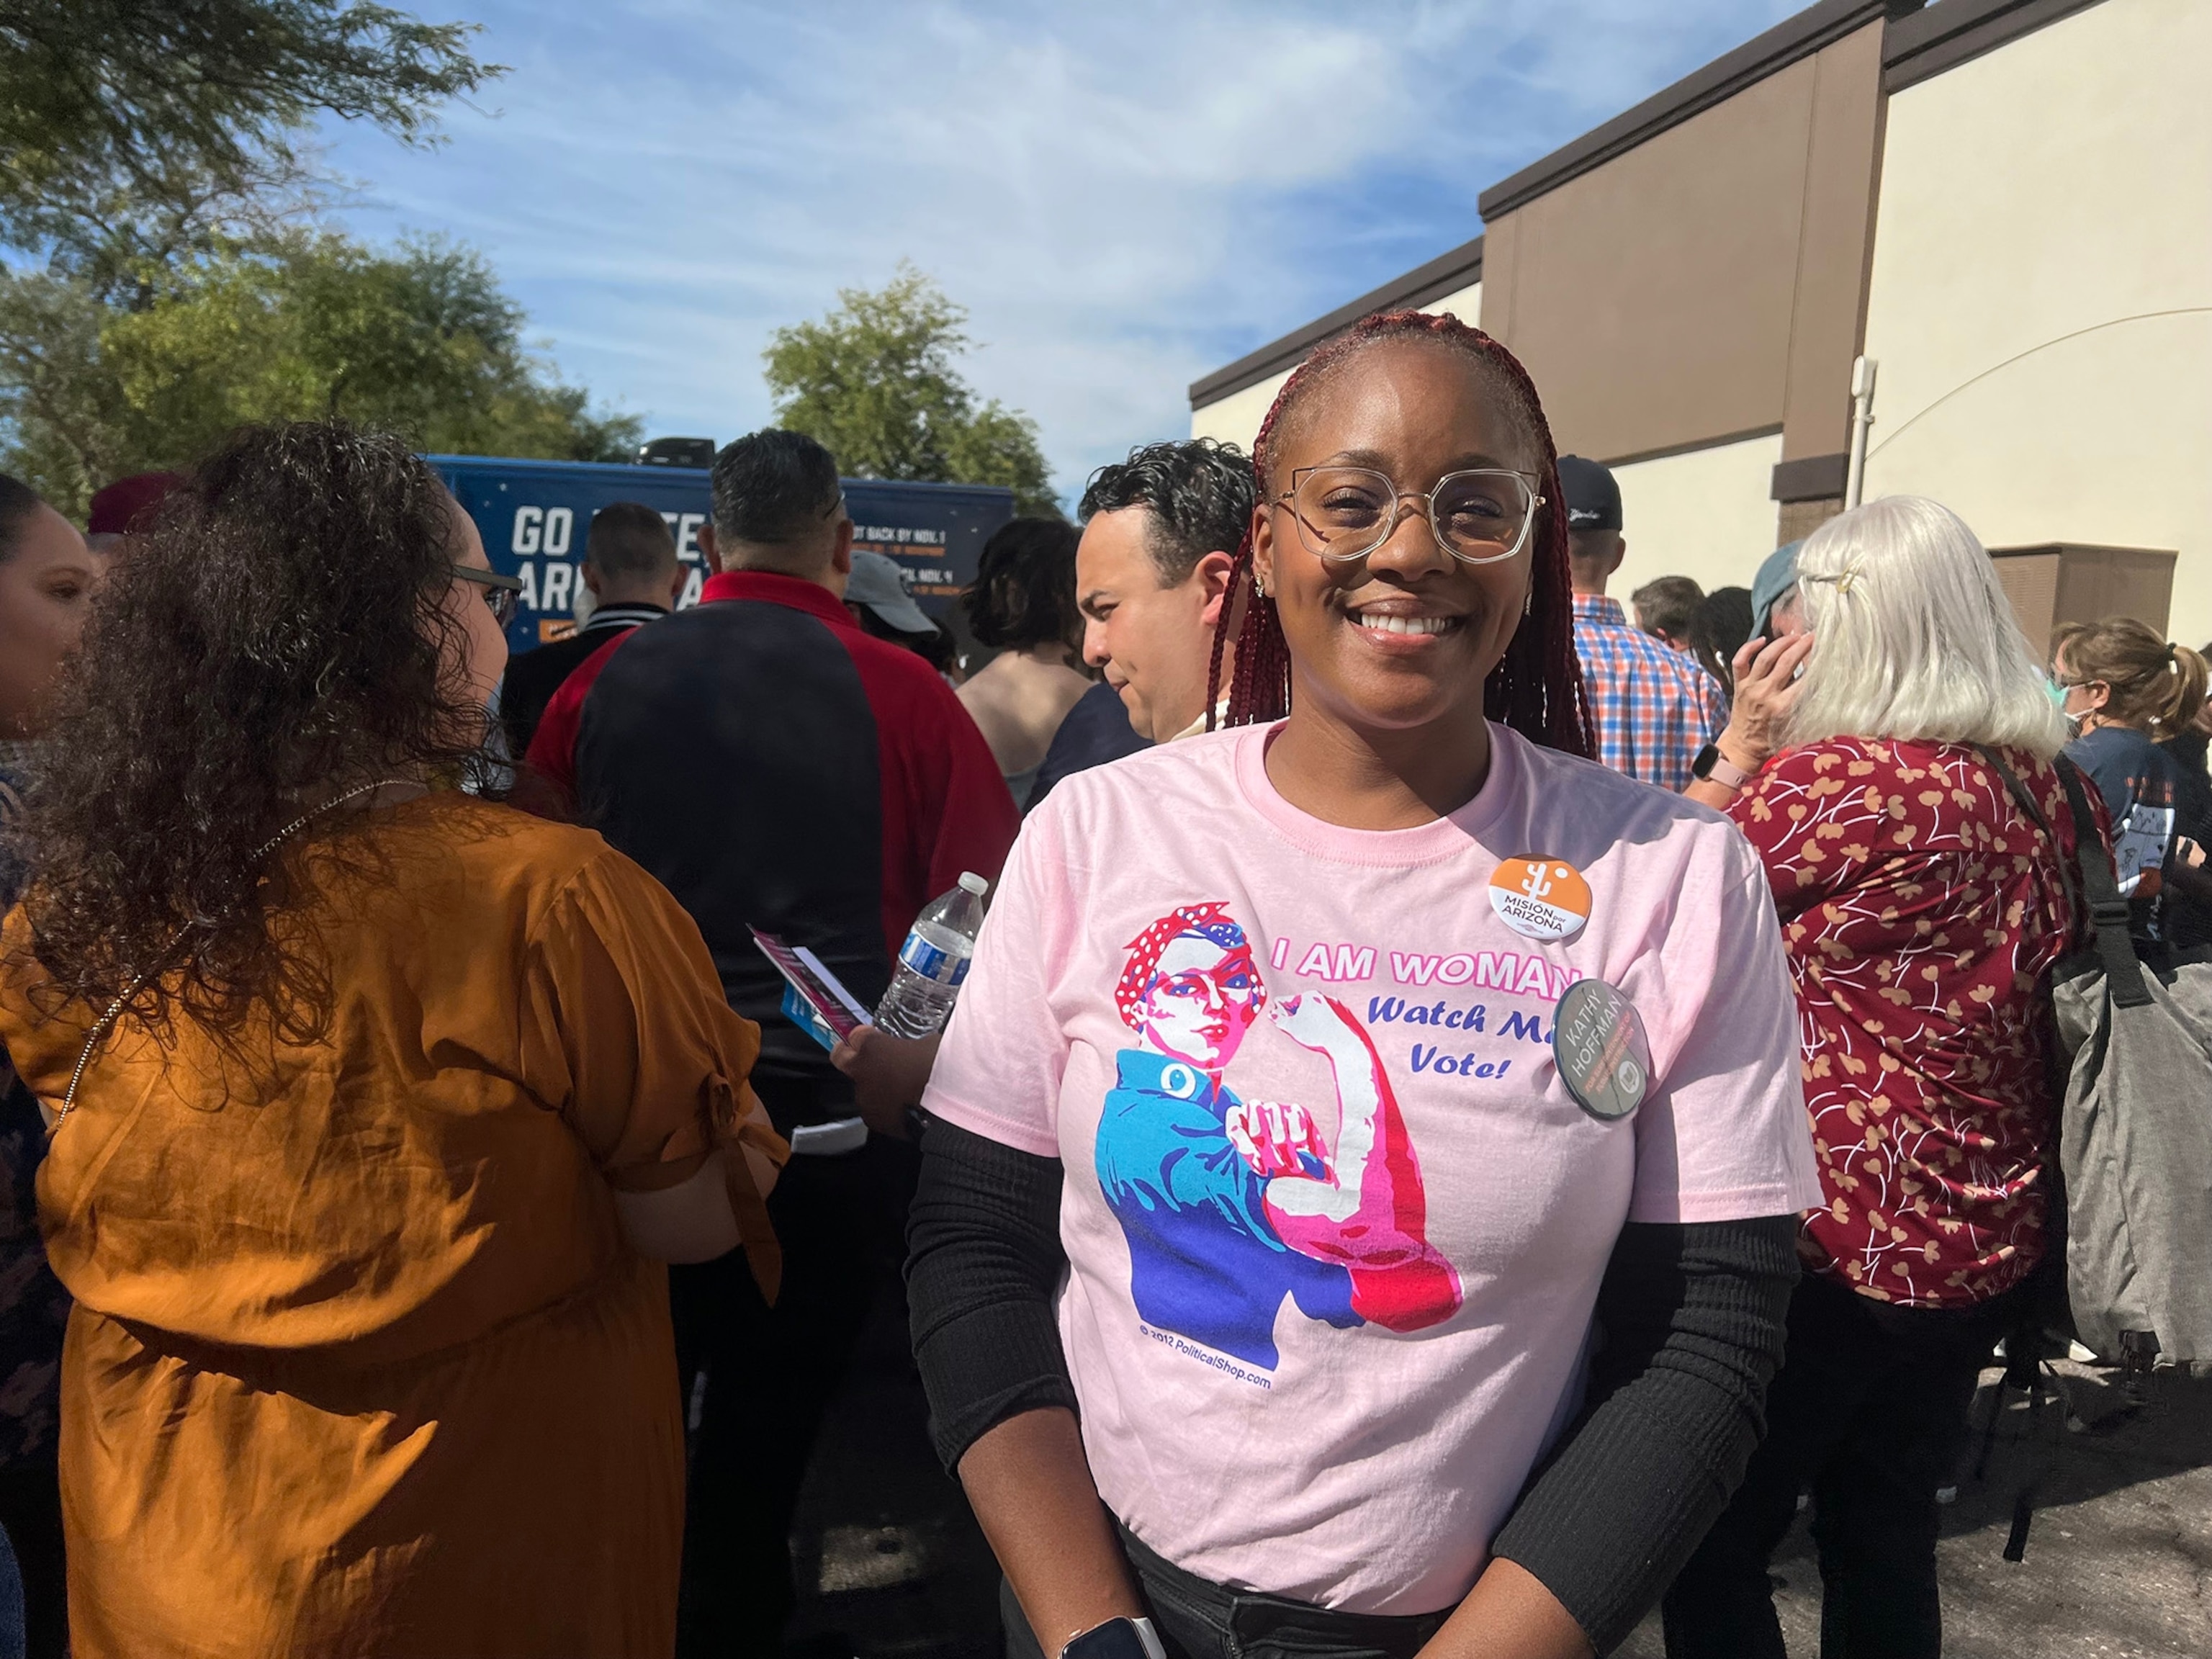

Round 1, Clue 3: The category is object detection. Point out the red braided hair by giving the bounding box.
[1205,310,1593,758]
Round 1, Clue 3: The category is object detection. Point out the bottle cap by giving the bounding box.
[958,871,989,896]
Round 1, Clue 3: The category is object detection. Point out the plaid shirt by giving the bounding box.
[1571,595,1729,791]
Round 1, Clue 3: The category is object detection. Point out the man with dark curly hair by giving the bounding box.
[1027,439,1257,809]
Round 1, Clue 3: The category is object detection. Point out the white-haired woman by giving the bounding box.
[1665,497,2103,1658]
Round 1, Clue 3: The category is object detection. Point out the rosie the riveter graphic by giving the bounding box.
[1094,904,1462,1370]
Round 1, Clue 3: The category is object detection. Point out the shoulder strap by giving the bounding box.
[1977,745,2149,1010]
[2051,756,2154,1008]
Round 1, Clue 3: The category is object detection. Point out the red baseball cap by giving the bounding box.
[86,471,186,537]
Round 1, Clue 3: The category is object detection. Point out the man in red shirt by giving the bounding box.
[529,428,1017,1657]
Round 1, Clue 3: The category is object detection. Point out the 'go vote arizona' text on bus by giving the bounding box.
[431,454,1016,654]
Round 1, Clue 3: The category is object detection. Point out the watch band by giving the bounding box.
[1060,1615,1167,1659]
[1692,743,1755,791]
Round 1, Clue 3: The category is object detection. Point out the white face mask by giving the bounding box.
[2051,665,2093,737]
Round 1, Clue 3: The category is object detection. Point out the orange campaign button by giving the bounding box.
[1488,856,1591,943]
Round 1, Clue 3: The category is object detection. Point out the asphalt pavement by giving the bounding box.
[1617,1353,2212,1656]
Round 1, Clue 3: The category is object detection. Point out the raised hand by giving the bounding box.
[1251,994,1462,1331]
[1721,630,1815,770]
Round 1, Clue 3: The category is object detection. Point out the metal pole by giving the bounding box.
[1844,355,1878,509]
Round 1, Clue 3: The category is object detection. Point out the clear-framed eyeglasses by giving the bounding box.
[1273,465,1544,567]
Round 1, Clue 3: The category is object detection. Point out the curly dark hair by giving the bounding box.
[1079,439,1256,586]
[14,421,496,1046]
[963,517,1082,652]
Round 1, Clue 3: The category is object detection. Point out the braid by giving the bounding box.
[1210,534,1290,731]
[1203,310,1593,758]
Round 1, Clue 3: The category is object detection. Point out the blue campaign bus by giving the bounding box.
[428,455,1016,653]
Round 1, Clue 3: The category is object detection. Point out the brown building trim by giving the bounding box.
[1771,451,1849,500]
[1474,0,1918,224]
[1187,235,1484,409]
[1779,497,1846,544]
[1990,541,2180,559]
[1882,0,2108,93]
[1988,541,2178,639]
[1776,15,1888,461]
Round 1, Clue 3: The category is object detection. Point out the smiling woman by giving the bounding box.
[1223,312,1587,805]
[906,310,1822,1659]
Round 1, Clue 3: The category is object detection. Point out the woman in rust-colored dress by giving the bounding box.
[0,423,783,1658]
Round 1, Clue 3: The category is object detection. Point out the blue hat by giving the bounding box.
[1752,541,1802,634]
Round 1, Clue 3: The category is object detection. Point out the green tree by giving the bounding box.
[0,0,497,282]
[765,264,1058,517]
[0,234,640,517]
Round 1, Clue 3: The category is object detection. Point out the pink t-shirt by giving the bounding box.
[923,721,1818,1615]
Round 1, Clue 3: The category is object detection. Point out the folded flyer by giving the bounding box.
[749,928,875,1053]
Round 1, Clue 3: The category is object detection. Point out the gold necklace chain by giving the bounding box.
[53,778,415,1126]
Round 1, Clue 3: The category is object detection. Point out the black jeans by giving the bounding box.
[671,1110,919,1659]
[1662,1272,2024,1659]
[1003,1524,1452,1659]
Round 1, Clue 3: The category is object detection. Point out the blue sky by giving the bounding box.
[321,1,1800,505]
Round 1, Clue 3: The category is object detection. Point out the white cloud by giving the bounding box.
[327,0,1799,500]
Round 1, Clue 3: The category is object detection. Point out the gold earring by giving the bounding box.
[1254,569,1270,599]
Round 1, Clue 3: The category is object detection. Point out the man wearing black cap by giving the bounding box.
[1560,454,1727,791]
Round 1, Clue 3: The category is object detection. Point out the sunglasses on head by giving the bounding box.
[451,563,524,627]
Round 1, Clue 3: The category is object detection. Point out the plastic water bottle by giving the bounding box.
[875,872,990,1038]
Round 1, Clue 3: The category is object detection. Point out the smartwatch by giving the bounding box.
[1691,742,1755,791]
[1061,1616,1167,1659]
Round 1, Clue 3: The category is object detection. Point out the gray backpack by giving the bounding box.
[1990,751,2212,1377]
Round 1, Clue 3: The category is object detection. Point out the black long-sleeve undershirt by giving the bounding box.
[907,1120,1080,1466]
[905,1118,1799,1655]
[1490,1210,1799,1651]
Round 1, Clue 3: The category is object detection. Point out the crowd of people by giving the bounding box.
[0,308,2204,1659]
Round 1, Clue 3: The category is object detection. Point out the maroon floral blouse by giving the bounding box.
[1729,737,2096,1308]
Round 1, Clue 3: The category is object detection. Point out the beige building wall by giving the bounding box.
[1861,0,2212,647]
[1419,279,1483,328]
[1608,433,1787,608]
[1189,279,1483,453]
[1189,369,1290,454]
